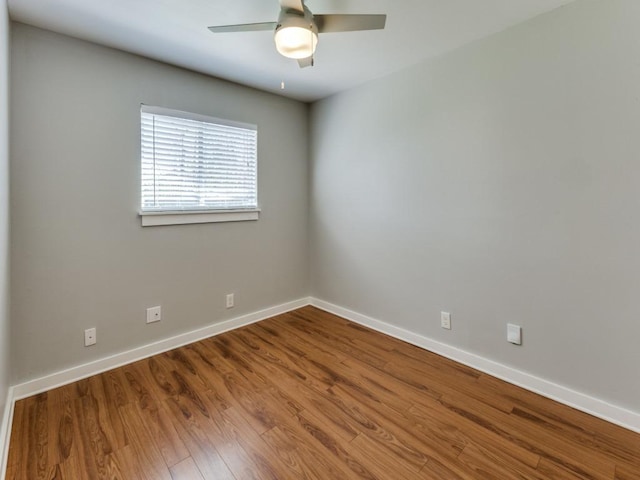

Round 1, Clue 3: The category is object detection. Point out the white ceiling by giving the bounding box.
[7,0,576,102]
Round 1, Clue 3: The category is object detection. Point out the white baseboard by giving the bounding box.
[12,297,311,401]
[310,298,640,435]
[0,387,15,480]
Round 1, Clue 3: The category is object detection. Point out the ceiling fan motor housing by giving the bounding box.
[274,6,318,59]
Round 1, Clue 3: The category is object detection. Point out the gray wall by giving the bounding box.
[10,23,309,383]
[310,0,640,413]
[0,0,10,417]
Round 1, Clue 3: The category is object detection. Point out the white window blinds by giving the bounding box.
[141,105,258,212]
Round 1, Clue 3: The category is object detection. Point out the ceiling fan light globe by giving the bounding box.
[274,26,318,59]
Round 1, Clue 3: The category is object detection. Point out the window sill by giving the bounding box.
[140,209,260,227]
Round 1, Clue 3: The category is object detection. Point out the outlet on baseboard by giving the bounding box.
[441,312,451,330]
[226,293,235,309]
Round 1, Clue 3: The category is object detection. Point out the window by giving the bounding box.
[140,105,259,226]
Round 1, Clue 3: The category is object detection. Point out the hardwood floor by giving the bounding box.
[5,306,640,479]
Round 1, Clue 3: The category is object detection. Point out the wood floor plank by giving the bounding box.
[207,335,272,387]
[480,373,640,462]
[369,355,446,402]
[227,327,338,400]
[169,457,205,480]
[261,426,331,480]
[382,356,514,414]
[118,402,172,480]
[63,395,100,479]
[213,404,302,480]
[130,398,190,469]
[262,421,359,480]
[535,457,591,479]
[329,382,460,469]
[6,306,640,479]
[456,441,548,480]
[439,394,616,479]
[230,327,336,392]
[421,457,478,480]
[348,432,430,479]
[142,355,182,400]
[100,368,131,407]
[179,343,237,412]
[75,393,114,466]
[45,385,76,468]
[110,445,146,480]
[615,462,640,480]
[28,393,50,480]
[336,357,419,413]
[120,361,157,410]
[228,354,363,445]
[86,375,128,452]
[6,396,27,479]
[510,401,640,470]
[265,315,348,363]
[293,410,379,479]
[280,311,388,368]
[163,396,236,480]
[407,400,542,470]
[171,388,284,480]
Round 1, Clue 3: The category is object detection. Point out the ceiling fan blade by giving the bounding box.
[297,56,314,68]
[279,0,305,13]
[315,14,387,33]
[208,22,277,33]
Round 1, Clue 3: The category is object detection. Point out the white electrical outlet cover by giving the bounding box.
[441,312,451,330]
[507,324,522,345]
[84,328,96,346]
[146,306,162,323]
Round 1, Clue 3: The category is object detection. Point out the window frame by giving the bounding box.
[139,105,260,226]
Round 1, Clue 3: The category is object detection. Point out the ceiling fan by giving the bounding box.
[207,0,387,68]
